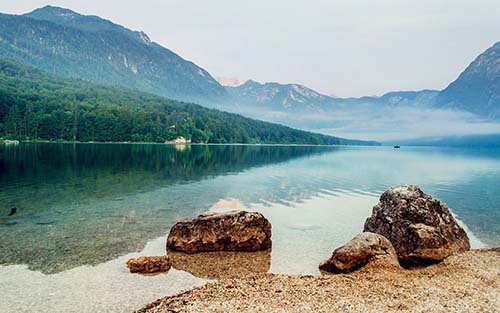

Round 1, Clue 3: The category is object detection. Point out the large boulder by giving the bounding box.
[364,185,470,266]
[127,256,171,274]
[319,232,399,273]
[167,211,272,254]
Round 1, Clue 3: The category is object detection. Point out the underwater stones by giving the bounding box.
[169,250,271,279]
[167,210,272,254]
[364,185,470,266]
[319,232,399,273]
[127,255,171,274]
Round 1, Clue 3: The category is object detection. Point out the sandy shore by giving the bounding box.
[138,248,500,312]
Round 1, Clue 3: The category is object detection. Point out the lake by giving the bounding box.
[0,143,498,312]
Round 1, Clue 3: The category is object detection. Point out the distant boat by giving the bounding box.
[394,145,401,149]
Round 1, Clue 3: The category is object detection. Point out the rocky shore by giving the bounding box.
[135,186,500,312]
[138,248,499,312]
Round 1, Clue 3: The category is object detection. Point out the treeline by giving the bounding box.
[0,58,377,145]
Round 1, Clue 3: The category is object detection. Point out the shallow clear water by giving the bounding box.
[0,143,499,312]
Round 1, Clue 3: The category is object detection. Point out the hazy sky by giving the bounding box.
[1,0,499,97]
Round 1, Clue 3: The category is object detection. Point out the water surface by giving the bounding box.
[0,143,498,312]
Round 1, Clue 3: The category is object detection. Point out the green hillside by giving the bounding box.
[0,58,378,145]
[0,6,228,104]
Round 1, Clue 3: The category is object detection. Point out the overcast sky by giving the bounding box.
[1,0,499,97]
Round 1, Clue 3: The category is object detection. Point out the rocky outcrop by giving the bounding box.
[127,256,171,274]
[364,185,470,266]
[167,211,272,254]
[319,232,399,273]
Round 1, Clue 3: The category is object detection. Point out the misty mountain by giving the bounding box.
[225,80,334,111]
[225,80,439,112]
[437,41,500,119]
[219,42,499,142]
[0,6,228,104]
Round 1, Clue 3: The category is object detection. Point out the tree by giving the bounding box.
[5,104,21,137]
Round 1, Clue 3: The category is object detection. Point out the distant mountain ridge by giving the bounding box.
[225,80,334,111]
[223,42,499,121]
[223,79,439,112]
[0,6,228,104]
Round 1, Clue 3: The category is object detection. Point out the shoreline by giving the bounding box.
[5,140,377,148]
[138,248,500,313]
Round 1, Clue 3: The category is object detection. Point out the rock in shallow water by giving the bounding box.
[127,256,171,274]
[319,232,399,273]
[167,211,272,254]
[364,185,470,266]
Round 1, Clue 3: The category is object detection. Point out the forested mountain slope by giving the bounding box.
[0,58,377,145]
[0,6,228,104]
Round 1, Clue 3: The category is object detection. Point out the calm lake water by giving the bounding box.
[0,143,499,312]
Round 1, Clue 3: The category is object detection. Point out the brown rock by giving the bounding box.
[319,232,399,273]
[127,256,171,274]
[364,185,470,266]
[167,211,272,254]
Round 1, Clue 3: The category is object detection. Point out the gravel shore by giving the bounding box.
[138,248,500,313]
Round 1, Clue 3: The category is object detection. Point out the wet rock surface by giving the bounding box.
[364,185,470,265]
[167,211,272,254]
[319,232,399,273]
[127,256,171,274]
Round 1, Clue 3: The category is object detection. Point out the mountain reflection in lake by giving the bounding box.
[0,143,331,273]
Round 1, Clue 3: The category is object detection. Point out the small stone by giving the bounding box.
[319,232,399,273]
[127,255,171,274]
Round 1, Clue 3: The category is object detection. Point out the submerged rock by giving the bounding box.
[127,255,171,274]
[169,250,271,279]
[319,232,399,273]
[167,210,272,254]
[364,185,470,266]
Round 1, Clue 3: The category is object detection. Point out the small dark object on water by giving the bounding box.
[394,145,401,149]
[8,207,17,216]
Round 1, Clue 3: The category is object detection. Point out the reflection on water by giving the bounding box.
[0,143,330,273]
[169,250,271,279]
[0,143,499,312]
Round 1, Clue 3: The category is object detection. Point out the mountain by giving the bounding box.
[0,6,228,104]
[353,90,439,106]
[216,77,246,87]
[0,57,378,145]
[220,42,499,142]
[224,79,440,114]
[437,41,500,119]
[225,80,334,111]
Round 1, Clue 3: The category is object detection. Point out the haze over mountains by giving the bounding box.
[0,5,498,143]
[221,42,500,142]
